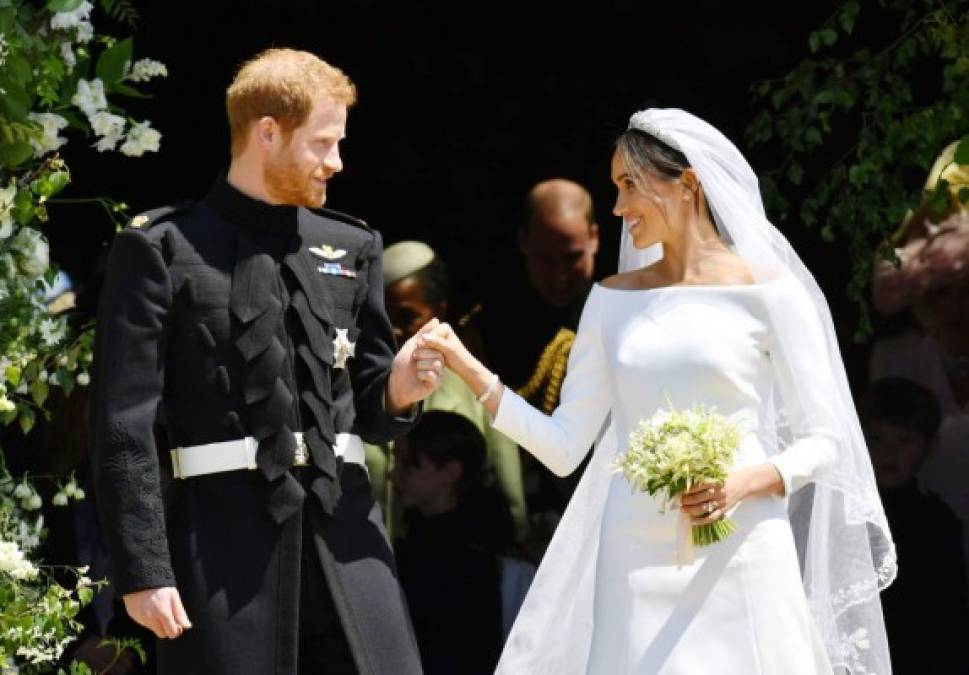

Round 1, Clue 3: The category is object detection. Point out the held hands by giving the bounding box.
[414,321,473,375]
[387,318,446,413]
[123,586,192,640]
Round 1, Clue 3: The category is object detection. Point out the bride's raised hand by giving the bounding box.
[415,321,472,372]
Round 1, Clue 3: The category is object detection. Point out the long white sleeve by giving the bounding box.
[764,280,840,495]
[492,290,611,477]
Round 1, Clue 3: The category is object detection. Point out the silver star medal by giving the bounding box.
[308,244,347,260]
[333,328,356,369]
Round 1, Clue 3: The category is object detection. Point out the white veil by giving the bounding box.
[623,109,896,673]
[496,109,896,675]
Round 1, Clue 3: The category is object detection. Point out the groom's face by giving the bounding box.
[263,94,347,208]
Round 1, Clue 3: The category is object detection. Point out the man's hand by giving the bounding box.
[123,587,192,640]
[386,318,445,414]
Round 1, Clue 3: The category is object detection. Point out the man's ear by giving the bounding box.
[589,222,600,254]
[255,116,279,150]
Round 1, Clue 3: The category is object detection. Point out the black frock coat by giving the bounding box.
[89,178,423,675]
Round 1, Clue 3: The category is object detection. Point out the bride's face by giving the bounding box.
[610,150,681,249]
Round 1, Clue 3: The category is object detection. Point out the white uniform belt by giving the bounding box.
[171,432,365,479]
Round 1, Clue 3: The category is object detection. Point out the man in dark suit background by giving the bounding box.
[90,48,442,675]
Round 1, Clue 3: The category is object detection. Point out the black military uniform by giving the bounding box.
[90,177,423,675]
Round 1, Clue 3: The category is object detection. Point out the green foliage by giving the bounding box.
[746,0,969,339]
[98,0,138,28]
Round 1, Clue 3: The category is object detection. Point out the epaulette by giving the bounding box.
[313,206,371,231]
[126,200,195,230]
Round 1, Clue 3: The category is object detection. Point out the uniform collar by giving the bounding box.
[203,174,300,236]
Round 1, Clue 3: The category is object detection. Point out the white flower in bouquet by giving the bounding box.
[0,539,39,581]
[71,78,107,118]
[120,119,161,157]
[27,113,68,158]
[59,41,76,68]
[88,110,125,152]
[50,1,94,42]
[125,58,168,83]
[9,227,49,278]
[0,180,17,240]
[614,401,742,547]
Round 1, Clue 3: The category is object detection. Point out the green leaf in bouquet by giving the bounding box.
[77,586,94,605]
[7,54,33,87]
[46,0,85,12]
[0,78,33,122]
[1,407,17,426]
[110,81,151,99]
[30,170,71,199]
[5,365,21,387]
[95,37,133,84]
[955,134,969,166]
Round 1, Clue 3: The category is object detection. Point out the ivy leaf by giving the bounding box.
[5,366,21,387]
[46,0,85,11]
[839,1,861,35]
[95,37,134,85]
[30,170,71,199]
[109,81,150,99]
[18,406,35,435]
[31,380,49,407]
[954,134,969,166]
[57,369,75,396]
[77,586,94,605]
[0,141,35,168]
[928,178,951,221]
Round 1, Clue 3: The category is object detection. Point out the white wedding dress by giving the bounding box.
[492,277,836,674]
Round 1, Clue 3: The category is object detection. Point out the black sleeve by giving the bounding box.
[89,228,176,594]
[348,229,420,444]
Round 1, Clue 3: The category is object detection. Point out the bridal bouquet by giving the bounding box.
[614,403,741,547]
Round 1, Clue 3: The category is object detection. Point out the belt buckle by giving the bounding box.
[293,432,310,467]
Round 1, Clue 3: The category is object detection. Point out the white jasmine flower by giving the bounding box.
[50,1,93,31]
[120,120,161,157]
[51,492,68,507]
[71,78,107,118]
[56,355,68,367]
[88,110,125,152]
[38,369,49,383]
[9,227,49,278]
[59,41,76,68]
[74,20,93,43]
[38,317,65,347]
[24,494,42,511]
[27,113,69,158]
[0,397,14,413]
[0,180,17,240]
[125,58,168,82]
[0,539,39,580]
[76,372,90,386]
[12,483,31,499]
[73,488,85,500]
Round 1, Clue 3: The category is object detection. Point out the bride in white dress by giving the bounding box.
[419,109,896,674]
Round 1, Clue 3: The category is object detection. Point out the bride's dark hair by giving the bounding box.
[615,128,690,182]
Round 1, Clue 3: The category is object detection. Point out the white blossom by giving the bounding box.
[88,110,125,152]
[51,492,68,507]
[0,539,39,581]
[0,398,14,413]
[73,488,85,500]
[38,317,66,347]
[50,2,93,31]
[22,494,42,511]
[59,41,76,68]
[57,355,68,367]
[125,58,168,83]
[74,20,93,43]
[120,120,161,157]
[12,483,31,499]
[9,227,49,278]
[0,180,17,240]
[27,112,68,159]
[71,78,107,118]
[76,372,90,386]
[38,369,49,383]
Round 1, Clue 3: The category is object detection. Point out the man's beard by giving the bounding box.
[263,149,326,208]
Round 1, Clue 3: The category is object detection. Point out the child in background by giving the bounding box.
[859,377,969,675]
[392,411,533,675]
